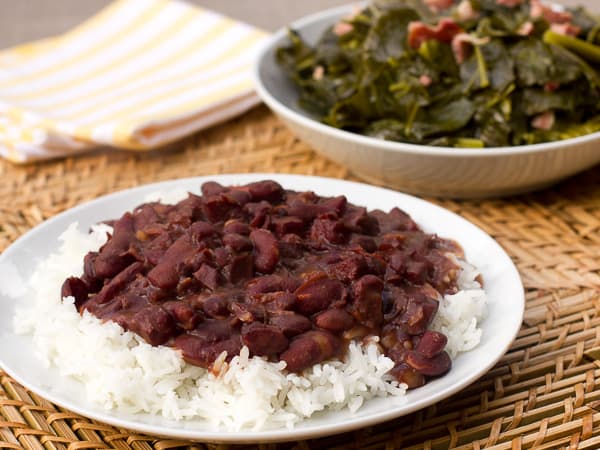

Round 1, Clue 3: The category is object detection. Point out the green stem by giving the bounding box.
[474,45,489,88]
[405,102,419,136]
[544,30,600,64]
[455,137,485,148]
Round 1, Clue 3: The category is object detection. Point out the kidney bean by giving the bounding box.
[223,220,250,235]
[93,262,143,305]
[142,232,175,266]
[222,233,252,252]
[416,331,447,358]
[389,363,425,388]
[295,277,345,315]
[201,181,226,197]
[223,189,251,206]
[192,319,232,343]
[245,201,272,228]
[405,351,452,377]
[250,291,297,311]
[280,330,342,372]
[244,180,284,203]
[241,323,289,356]
[250,229,279,273]
[148,234,197,289]
[127,305,176,346]
[190,221,216,242]
[200,295,229,318]
[61,277,89,308]
[213,247,230,268]
[175,333,242,368]
[350,275,383,329]
[314,308,354,332]
[269,312,312,337]
[93,213,137,279]
[247,275,288,297]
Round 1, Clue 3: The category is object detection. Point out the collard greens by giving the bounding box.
[276,0,600,147]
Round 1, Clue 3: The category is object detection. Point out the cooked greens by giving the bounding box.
[276,0,600,147]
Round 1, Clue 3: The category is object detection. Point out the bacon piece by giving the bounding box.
[312,65,324,81]
[408,18,463,50]
[424,0,454,13]
[531,111,555,130]
[497,0,525,7]
[550,22,581,36]
[456,0,478,21]
[530,0,572,24]
[544,81,559,92]
[451,33,490,64]
[333,21,354,36]
[517,21,535,36]
[419,75,433,87]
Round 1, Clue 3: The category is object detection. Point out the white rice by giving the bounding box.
[14,215,487,431]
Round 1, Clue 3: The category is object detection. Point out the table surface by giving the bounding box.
[1,1,600,450]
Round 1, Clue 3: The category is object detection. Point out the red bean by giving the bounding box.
[241,323,289,356]
[295,276,346,315]
[314,308,354,332]
[93,262,143,305]
[280,330,342,372]
[416,331,447,358]
[250,229,279,274]
[175,333,242,368]
[269,312,312,337]
[350,275,384,329]
[61,277,89,308]
[127,305,176,346]
[405,351,452,377]
[389,363,426,388]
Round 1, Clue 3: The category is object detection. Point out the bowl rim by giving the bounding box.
[253,1,600,158]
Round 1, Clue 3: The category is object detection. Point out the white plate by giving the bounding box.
[0,174,524,443]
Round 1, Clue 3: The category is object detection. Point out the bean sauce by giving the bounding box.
[62,180,465,388]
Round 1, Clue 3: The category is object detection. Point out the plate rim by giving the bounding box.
[0,173,525,443]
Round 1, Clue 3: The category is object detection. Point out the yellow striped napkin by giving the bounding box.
[0,0,269,163]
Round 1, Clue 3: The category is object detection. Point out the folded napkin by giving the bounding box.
[0,0,269,162]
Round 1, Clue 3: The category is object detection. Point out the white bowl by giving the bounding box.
[253,3,600,198]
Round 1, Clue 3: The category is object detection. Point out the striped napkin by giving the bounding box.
[0,0,269,163]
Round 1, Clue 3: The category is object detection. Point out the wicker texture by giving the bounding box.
[1,105,600,450]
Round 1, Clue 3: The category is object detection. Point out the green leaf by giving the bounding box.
[363,8,420,63]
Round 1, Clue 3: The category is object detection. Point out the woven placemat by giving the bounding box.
[1,105,600,450]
